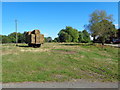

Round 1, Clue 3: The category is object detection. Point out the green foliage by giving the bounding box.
[82,30,91,43]
[78,31,84,42]
[58,26,79,42]
[95,20,116,45]
[88,10,113,37]
[78,30,90,43]
[44,37,52,42]
[58,31,72,42]
[53,37,59,42]
[2,32,26,43]
[2,35,11,43]
[8,32,16,43]
[18,32,26,43]
[65,26,79,42]
[88,10,116,45]
[89,10,113,24]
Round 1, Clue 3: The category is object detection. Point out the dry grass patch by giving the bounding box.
[20,48,50,52]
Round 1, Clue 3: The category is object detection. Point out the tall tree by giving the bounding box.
[95,20,116,45]
[88,10,113,43]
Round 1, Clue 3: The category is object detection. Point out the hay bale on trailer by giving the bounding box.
[31,34,35,44]
[40,34,44,44]
[32,30,40,34]
[25,29,44,47]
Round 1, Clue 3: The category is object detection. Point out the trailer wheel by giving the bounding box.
[28,44,32,47]
[37,44,41,47]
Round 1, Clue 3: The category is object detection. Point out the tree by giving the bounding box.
[53,37,59,42]
[17,33,24,43]
[78,30,90,43]
[94,20,116,45]
[66,26,79,42]
[2,35,11,43]
[78,31,84,43]
[58,26,79,42]
[8,32,16,43]
[118,28,120,38]
[44,37,47,42]
[82,30,90,43]
[88,10,113,43]
[2,32,26,43]
[58,30,72,42]
[45,37,52,42]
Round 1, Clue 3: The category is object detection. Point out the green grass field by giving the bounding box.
[2,43,119,83]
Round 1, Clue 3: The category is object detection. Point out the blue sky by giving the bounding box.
[2,0,120,2]
[2,2,118,39]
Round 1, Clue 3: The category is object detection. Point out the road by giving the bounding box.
[2,80,118,88]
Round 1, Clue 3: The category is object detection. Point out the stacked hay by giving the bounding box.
[35,34,40,44]
[40,34,44,44]
[26,29,44,45]
[32,30,41,44]
[26,31,32,43]
[28,31,32,35]
[32,30,40,34]
[31,34,35,44]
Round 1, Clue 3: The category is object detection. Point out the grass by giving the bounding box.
[2,43,119,83]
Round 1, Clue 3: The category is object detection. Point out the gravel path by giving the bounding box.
[2,80,118,88]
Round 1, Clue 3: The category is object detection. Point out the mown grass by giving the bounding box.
[2,43,119,83]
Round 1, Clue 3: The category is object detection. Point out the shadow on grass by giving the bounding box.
[17,45,40,48]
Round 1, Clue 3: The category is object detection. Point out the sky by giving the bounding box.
[2,2,118,39]
[2,0,120,2]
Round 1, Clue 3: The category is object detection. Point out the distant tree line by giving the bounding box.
[1,32,26,43]
[1,26,119,44]
[1,32,53,43]
[1,10,119,45]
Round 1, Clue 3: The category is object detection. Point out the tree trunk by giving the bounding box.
[102,42,104,45]
[93,36,95,43]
